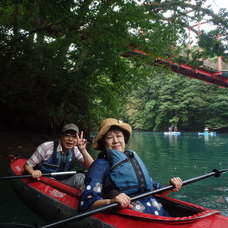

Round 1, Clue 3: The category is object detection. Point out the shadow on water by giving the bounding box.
[0,156,45,226]
[0,132,48,226]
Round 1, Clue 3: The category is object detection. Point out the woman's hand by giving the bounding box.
[76,131,87,152]
[111,193,133,209]
[170,177,182,192]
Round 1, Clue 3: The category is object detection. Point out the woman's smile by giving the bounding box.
[104,130,126,152]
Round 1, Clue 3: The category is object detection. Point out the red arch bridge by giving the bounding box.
[127,49,228,88]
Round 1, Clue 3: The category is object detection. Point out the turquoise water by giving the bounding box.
[0,132,228,226]
[129,132,228,216]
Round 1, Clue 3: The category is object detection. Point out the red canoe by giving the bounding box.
[8,156,228,228]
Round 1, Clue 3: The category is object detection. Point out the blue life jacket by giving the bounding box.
[39,141,75,179]
[106,149,153,195]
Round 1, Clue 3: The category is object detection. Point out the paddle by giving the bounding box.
[0,168,227,228]
[0,171,78,181]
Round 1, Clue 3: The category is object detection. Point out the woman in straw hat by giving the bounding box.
[79,118,182,216]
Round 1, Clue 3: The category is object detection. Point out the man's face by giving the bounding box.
[60,131,77,151]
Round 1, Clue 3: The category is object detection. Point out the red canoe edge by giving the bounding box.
[8,155,228,228]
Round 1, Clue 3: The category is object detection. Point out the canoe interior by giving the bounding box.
[159,197,202,217]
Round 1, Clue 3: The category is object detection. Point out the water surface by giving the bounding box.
[129,132,228,216]
[0,132,227,225]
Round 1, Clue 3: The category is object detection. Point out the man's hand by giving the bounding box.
[77,131,87,152]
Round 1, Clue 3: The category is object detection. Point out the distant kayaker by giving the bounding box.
[24,123,94,190]
[79,118,182,216]
[168,126,172,132]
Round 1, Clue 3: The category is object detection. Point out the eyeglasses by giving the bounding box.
[63,133,77,139]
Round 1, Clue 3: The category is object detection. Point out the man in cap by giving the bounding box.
[24,123,94,189]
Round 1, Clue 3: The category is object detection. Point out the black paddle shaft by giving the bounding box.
[0,168,227,228]
[0,171,78,181]
[40,168,228,228]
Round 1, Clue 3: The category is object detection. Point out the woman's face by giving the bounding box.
[104,129,126,152]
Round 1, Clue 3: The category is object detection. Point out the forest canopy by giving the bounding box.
[0,0,228,134]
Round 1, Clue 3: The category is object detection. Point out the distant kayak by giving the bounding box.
[164,132,181,136]
[198,132,216,136]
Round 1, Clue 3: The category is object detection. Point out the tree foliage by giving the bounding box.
[127,72,228,131]
[0,0,228,133]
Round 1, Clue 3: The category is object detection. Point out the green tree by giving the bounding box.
[0,0,227,133]
[127,72,228,131]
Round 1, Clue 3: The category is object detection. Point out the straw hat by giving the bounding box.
[93,118,132,150]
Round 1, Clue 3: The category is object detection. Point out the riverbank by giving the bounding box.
[1,128,228,158]
[0,131,50,159]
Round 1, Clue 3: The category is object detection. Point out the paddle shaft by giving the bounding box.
[0,171,78,181]
[40,168,228,228]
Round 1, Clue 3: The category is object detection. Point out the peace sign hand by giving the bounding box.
[76,131,87,152]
